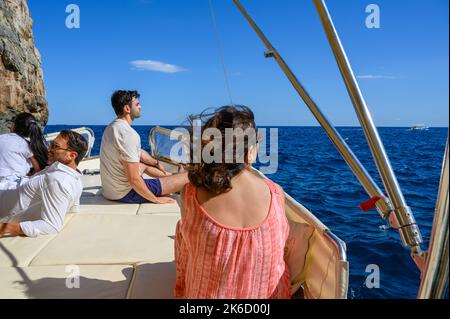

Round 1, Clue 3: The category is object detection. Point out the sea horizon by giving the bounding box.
[45,124,450,129]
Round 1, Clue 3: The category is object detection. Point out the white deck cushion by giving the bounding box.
[31,214,179,266]
[0,215,74,267]
[70,196,139,215]
[137,203,180,215]
[0,264,133,299]
[127,261,176,299]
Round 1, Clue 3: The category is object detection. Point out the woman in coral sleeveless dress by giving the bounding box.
[174,105,291,299]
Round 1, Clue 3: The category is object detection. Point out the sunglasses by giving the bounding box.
[48,140,73,152]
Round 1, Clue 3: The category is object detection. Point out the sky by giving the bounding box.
[27,0,449,127]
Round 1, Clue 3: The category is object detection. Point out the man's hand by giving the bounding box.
[155,161,171,176]
[0,223,24,238]
[140,149,171,176]
[155,196,176,204]
[140,149,159,166]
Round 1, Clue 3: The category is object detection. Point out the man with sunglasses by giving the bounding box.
[0,130,88,238]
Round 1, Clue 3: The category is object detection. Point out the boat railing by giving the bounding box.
[417,139,449,298]
[149,126,189,165]
[45,127,96,159]
[232,0,393,220]
[232,0,448,298]
[313,0,423,255]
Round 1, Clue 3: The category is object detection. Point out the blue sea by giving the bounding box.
[46,125,448,299]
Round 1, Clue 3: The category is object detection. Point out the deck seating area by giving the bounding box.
[0,159,180,299]
[0,158,348,299]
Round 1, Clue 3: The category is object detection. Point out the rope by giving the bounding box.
[208,0,234,106]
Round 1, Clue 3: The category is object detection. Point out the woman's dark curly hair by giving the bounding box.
[186,105,257,195]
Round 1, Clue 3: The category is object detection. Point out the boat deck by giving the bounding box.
[0,158,180,299]
[0,157,349,299]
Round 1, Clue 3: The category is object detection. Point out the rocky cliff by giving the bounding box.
[0,0,48,134]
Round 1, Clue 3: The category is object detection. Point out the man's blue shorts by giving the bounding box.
[118,179,162,204]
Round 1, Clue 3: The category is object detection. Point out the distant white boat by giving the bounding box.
[410,124,429,130]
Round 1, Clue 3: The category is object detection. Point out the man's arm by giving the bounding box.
[140,149,169,176]
[0,223,24,238]
[123,161,175,204]
[140,149,158,166]
[14,180,72,238]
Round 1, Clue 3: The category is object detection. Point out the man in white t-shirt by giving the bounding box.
[100,90,188,204]
[0,130,88,238]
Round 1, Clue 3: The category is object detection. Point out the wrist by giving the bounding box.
[0,223,22,237]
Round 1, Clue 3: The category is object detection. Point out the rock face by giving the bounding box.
[0,0,48,134]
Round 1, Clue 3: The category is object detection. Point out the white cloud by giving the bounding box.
[130,60,187,73]
[356,75,400,80]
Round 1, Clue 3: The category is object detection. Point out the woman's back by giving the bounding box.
[0,133,33,177]
[196,170,271,229]
[175,173,291,299]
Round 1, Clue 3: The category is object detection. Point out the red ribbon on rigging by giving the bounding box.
[359,195,384,211]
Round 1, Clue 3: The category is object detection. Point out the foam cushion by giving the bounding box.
[31,214,179,266]
[127,261,176,299]
[69,196,139,215]
[0,215,74,267]
[0,264,133,299]
[285,220,315,285]
[137,203,180,215]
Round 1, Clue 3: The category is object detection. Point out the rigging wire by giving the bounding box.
[208,0,234,106]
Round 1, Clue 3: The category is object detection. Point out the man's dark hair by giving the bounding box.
[111,90,140,116]
[59,130,89,165]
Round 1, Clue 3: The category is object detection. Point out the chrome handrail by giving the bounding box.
[44,126,95,158]
[418,139,449,299]
[149,126,189,164]
[313,0,423,255]
[232,0,392,218]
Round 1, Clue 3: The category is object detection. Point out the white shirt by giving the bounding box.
[100,118,141,200]
[0,133,33,177]
[0,162,82,237]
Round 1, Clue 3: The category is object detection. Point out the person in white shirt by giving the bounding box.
[0,112,48,189]
[100,90,188,204]
[0,130,88,238]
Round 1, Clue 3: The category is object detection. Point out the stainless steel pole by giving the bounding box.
[418,139,449,299]
[232,0,392,217]
[313,0,423,253]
